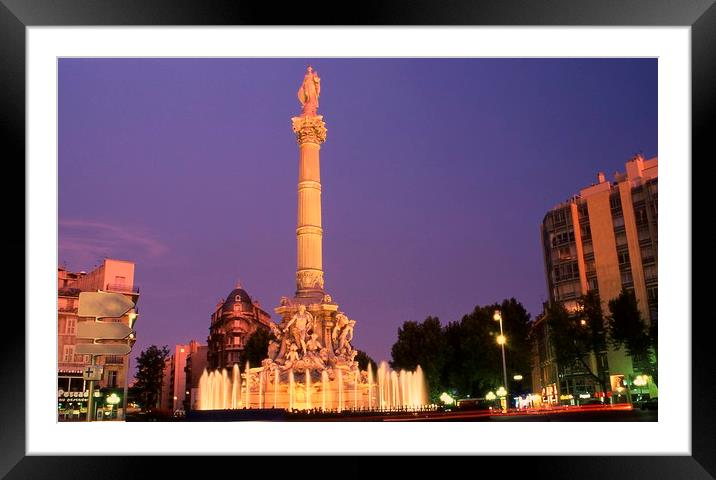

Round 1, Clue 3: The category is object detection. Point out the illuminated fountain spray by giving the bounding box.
[259,370,264,409]
[231,365,240,409]
[197,361,428,412]
[288,370,295,411]
[321,369,328,411]
[244,362,250,408]
[337,368,343,413]
[273,369,279,408]
[305,369,312,409]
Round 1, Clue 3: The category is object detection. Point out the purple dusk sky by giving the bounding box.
[59,58,657,363]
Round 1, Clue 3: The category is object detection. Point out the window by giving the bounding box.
[551,230,575,247]
[635,207,648,226]
[610,194,623,214]
[553,209,566,225]
[578,203,588,219]
[615,231,627,247]
[617,250,630,266]
[582,241,593,255]
[620,270,633,286]
[580,223,591,240]
[613,215,625,228]
[647,286,658,305]
[644,265,658,283]
[62,345,75,363]
[558,246,572,260]
[65,318,77,335]
[106,370,118,388]
[638,227,652,242]
[69,377,85,392]
[553,262,580,283]
[585,260,596,275]
[641,245,655,263]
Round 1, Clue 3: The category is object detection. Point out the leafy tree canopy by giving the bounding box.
[241,327,272,368]
[133,345,170,411]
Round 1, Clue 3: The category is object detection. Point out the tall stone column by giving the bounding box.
[291,114,327,297]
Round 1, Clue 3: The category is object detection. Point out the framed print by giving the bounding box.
[3,0,713,477]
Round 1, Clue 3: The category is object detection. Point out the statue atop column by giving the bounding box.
[297,66,321,116]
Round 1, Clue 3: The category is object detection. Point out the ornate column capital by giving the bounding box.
[291,115,327,145]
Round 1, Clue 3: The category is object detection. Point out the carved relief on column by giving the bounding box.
[296,269,324,290]
[291,115,327,146]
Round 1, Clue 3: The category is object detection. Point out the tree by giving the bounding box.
[390,316,446,401]
[491,298,534,393]
[133,345,170,411]
[390,299,535,401]
[608,288,654,375]
[442,307,498,399]
[354,350,377,372]
[241,327,272,368]
[546,294,609,394]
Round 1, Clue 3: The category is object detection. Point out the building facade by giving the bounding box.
[206,283,272,371]
[157,340,206,413]
[533,154,658,402]
[183,342,208,412]
[57,258,140,420]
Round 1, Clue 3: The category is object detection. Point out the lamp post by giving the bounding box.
[493,310,508,400]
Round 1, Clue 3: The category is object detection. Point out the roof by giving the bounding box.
[222,287,254,312]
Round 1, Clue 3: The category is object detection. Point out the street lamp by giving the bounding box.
[633,374,648,400]
[493,310,508,399]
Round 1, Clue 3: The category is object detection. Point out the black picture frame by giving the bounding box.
[3,0,711,476]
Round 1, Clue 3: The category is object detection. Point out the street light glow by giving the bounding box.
[497,334,506,345]
[513,374,523,381]
[439,392,455,405]
[493,310,501,322]
[496,386,507,397]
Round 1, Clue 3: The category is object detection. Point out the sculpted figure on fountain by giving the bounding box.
[332,312,356,357]
[331,313,349,349]
[304,333,326,369]
[286,343,300,363]
[268,321,288,363]
[284,304,314,356]
[337,320,355,353]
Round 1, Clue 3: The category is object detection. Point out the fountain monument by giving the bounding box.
[197,66,427,413]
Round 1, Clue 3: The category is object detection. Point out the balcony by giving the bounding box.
[104,355,124,365]
[105,283,140,294]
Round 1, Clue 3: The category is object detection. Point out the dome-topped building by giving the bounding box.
[207,282,271,370]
